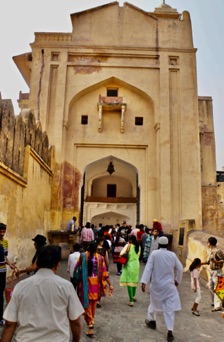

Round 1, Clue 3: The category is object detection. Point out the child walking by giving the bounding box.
[189,258,201,316]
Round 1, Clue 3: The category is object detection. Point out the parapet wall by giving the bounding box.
[0,99,54,276]
[186,231,224,281]
[0,99,51,176]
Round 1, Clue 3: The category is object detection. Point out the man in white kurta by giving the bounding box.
[1,245,84,342]
[141,236,183,342]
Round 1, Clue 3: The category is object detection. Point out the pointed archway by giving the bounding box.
[80,156,139,227]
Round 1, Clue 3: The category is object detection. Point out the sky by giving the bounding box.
[0,0,223,170]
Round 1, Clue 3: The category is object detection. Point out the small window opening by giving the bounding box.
[135,117,143,126]
[81,115,88,125]
[107,88,118,97]
[178,227,185,246]
[107,184,116,197]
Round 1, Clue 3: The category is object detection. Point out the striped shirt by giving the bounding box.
[80,228,94,242]
[0,238,8,273]
[143,236,159,263]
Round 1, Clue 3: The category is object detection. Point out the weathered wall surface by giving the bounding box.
[0,149,53,271]
[0,100,53,274]
[1,2,223,271]
[18,3,202,232]
[185,231,224,281]
[199,97,216,185]
[202,186,219,235]
[12,2,224,233]
[198,96,224,236]
[0,100,51,174]
[217,185,224,236]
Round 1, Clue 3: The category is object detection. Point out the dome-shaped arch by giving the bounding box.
[63,76,155,228]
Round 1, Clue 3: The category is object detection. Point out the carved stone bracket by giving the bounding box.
[120,105,126,133]
[98,104,103,132]
[154,122,160,132]
[63,120,69,129]
[97,96,126,133]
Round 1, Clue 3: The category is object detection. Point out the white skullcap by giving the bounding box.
[158,236,168,245]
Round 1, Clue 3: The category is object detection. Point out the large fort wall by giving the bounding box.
[0,99,53,270]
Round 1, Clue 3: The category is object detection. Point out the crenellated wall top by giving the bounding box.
[34,32,72,43]
[0,100,52,177]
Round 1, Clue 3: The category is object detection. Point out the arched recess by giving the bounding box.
[63,75,156,227]
[91,212,130,227]
[63,76,154,163]
[68,76,153,109]
[80,156,140,226]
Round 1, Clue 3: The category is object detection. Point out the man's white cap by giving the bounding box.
[158,236,168,245]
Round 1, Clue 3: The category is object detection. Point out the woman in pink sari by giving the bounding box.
[75,241,113,336]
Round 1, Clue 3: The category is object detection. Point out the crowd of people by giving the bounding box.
[82,223,182,342]
[66,218,164,265]
[0,218,224,342]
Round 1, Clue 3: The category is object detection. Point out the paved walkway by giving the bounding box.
[1,257,224,341]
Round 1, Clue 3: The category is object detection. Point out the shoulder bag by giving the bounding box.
[119,244,131,265]
[73,255,82,285]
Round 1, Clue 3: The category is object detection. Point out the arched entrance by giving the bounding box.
[80,156,139,227]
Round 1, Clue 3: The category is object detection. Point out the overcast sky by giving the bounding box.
[0,0,223,169]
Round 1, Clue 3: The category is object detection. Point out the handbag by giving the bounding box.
[119,254,128,265]
[5,270,17,304]
[119,244,131,265]
[73,256,82,285]
[73,264,82,285]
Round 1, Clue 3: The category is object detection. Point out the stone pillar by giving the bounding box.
[120,105,125,133]
[98,104,102,132]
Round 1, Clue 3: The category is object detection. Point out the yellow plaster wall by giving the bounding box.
[13,2,221,237]
[0,146,53,275]
[185,231,224,281]
[29,3,200,232]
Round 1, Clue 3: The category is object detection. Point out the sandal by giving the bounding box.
[211,307,222,312]
[86,325,94,337]
[192,311,200,316]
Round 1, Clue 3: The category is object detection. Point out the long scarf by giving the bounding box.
[81,252,89,308]
[98,254,104,299]
[78,252,106,308]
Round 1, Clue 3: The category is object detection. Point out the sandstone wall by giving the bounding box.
[0,100,51,175]
[0,99,53,276]
[185,231,224,281]
[198,96,224,236]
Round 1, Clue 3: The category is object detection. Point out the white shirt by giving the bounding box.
[4,268,84,342]
[106,239,112,248]
[66,219,76,231]
[141,248,183,312]
[191,268,200,290]
[150,237,159,254]
[67,251,80,278]
[130,228,139,238]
